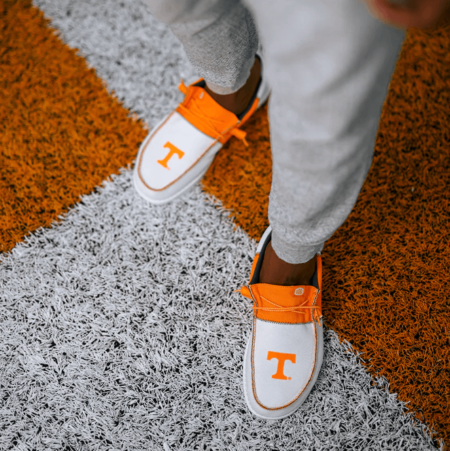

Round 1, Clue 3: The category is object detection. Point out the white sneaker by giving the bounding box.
[133,57,270,204]
[238,227,324,419]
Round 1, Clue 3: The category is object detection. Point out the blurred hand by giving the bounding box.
[364,0,450,28]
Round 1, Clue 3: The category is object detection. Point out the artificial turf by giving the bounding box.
[1,0,448,445]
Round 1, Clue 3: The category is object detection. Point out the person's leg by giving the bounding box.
[141,0,261,115]
[135,0,270,205]
[244,0,404,283]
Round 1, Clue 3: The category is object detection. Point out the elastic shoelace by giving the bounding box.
[236,286,322,326]
[178,80,249,146]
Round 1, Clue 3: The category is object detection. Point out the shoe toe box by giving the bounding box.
[134,111,219,203]
[244,319,323,419]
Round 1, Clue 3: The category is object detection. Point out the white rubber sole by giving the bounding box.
[133,167,208,205]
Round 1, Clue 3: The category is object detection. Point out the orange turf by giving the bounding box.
[1,0,449,446]
[0,0,147,253]
[202,27,450,445]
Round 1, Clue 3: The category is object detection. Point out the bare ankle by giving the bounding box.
[260,242,316,286]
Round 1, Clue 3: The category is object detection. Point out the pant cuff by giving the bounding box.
[205,81,238,95]
[271,231,324,264]
[205,53,255,95]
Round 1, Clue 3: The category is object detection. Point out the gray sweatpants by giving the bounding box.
[142,0,404,264]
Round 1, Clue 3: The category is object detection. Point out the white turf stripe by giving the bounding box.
[0,176,437,450]
[1,0,435,449]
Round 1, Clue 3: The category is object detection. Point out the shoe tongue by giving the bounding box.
[184,86,238,133]
[254,283,318,308]
[250,283,319,324]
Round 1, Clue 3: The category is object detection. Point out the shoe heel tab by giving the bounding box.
[178,79,188,95]
[250,228,272,285]
[256,227,272,254]
[178,78,205,95]
[313,254,322,290]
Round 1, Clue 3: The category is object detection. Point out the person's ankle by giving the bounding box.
[204,57,261,116]
[259,241,316,286]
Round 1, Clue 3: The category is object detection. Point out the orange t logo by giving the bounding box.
[157,142,185,170]
[267,351,296,380]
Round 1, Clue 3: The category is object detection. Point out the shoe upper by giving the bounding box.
[136,79,259,193]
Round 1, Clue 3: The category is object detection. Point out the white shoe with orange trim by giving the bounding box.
[133,58,270,204]
[238,227,324,420]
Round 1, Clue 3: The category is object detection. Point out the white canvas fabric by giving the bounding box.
[134,111,221,204]
[138,112,217,190]
[10,2,442,448]
[252,320,318,408]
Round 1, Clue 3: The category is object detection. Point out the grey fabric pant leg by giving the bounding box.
[141,0,404,264]
[141,0,258,94]
[244,0,404,263]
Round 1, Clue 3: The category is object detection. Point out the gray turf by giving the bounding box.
[0,0,439,449]
[0,174,438,450]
